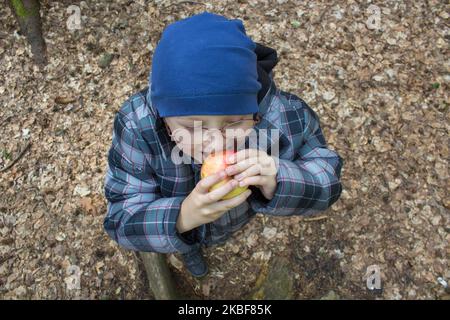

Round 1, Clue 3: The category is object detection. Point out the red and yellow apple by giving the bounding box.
[200,150,248,200]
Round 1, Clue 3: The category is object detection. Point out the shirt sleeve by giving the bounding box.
[249,102,344,216]
[103,112,197,253]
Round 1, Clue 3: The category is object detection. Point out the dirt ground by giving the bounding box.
[0,0,448,300]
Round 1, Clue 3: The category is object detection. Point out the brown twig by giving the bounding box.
[0,142,32,173]
[46,71,66,81]
[0,253,15,265]
[162,1,206,10]
[317,1,338,31]
[303,215,328,222]
[0,115,14,127]
[0,248,24,264]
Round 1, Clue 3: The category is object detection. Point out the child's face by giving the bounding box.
[164,114,255,162]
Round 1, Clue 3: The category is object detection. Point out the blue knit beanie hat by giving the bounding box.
[150,11,262,117]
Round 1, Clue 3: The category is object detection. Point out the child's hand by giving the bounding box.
[176,171,252,233]
[225,149,278,201]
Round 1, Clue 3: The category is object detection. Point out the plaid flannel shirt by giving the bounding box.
[103,78,343,253]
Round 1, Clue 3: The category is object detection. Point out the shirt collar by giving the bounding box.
[257,77,277,116]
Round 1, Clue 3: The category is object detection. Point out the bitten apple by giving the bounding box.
[200,150,248,200]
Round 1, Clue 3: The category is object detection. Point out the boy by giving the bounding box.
[104,11,343,277]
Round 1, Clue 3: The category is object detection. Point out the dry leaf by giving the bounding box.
[54,96,77,105]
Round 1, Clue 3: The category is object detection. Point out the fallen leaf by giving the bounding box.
[55,96,77,105]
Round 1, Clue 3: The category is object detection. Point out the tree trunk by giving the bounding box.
[139,252,180,300]
[9,0,47,66]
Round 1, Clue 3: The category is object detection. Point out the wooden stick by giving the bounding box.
[303,215,328,222]
[0,141,31,173]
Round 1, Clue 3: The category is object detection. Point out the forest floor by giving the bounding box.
[0,0,448,299]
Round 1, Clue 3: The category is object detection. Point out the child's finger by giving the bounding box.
[226,149,260,164]
[225,157,258,176]
[211,189,252,211]
[203,179,239,203]
[196,170,227,193]
[236,158,276,178]
[234,163,261,181]
[238,175,267,188]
